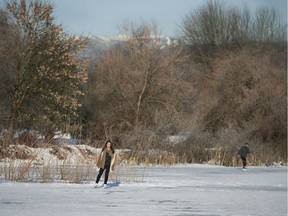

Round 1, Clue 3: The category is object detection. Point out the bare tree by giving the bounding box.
[85,21,194,141]
[191,46,287,159]
[179,0,286,67]
[252,7,287,43]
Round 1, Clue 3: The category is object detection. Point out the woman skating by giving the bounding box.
[95,140,116,188]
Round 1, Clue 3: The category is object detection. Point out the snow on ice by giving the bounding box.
[0,163,287,216]
[0,145,287,215]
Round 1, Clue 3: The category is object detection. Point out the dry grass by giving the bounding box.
[1,158,36,181]
[109,165,146,183]
[0,157,146,183]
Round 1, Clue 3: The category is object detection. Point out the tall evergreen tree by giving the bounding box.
[1,0,87,147]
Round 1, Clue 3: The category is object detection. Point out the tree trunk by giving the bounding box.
[135,70,149,126]
[3,107,17,150]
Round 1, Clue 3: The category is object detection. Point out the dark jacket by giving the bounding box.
[238,145,250,157]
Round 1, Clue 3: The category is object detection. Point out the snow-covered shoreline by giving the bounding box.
[1,145,287,215]
[1,144,285,183]
[1,144,286,167]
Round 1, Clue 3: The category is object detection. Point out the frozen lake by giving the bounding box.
[0,165,287,216]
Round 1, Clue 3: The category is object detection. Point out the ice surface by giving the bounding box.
[0,164,287,216]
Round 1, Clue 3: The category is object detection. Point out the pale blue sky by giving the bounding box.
[2,0,287,36]
[51,0,287,37]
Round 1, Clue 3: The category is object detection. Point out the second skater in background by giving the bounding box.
[238,143,250,170]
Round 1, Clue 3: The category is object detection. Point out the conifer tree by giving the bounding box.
[1,0,87,147]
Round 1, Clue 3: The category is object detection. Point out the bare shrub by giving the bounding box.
[73,165,91,183]
[2,159,16,181]
[82,20,193,142]
[186,46,287,163]
[36,163,55,183]
[14,131,38,147]
[13,159,35,181]
[76,146,94,157]
[110,165,146,183]
[1,157,36,181]
[3,145,33,160]
[174,129,212,164]
[179,1,286,66]
[176,1,286,165]
[49,145,67,160]
[211,126,246,165]
[59,164,95,183]
[128,149,176,165]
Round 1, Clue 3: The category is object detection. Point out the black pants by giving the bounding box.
[96,164,110,184]
[241,156,247,168]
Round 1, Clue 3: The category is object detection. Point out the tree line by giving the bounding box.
[0,0,286,164]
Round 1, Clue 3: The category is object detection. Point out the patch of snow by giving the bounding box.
[166,131,190,143]
[0,165,286,216]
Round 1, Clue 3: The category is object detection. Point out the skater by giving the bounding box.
[238,143,250,169]
[95,140,116,188]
